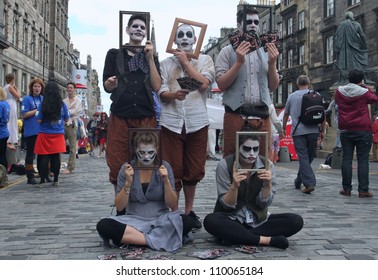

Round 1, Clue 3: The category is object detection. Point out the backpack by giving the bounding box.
[293,90,325,134]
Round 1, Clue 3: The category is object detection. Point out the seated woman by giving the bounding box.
[96,131,195,252]
[204,133,303,249]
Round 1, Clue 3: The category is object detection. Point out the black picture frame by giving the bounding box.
[235,131,269,172]
[128,128,162,170]
[119,11,150,49]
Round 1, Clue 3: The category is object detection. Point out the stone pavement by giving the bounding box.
[0,150,377,260]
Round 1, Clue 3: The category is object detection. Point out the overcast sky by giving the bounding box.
[68,0,244,113]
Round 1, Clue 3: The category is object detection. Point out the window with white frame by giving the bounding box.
[298,11,305,30]
[278,84,283,104]
[326,36,334,64]
[278,53,283,70]
[326,0,334,17]
[287,49,293,68]
[287,17,293,35]
[299,45,304,65]
[288,82,293,95]
[350,0,360,5]
[277,22,282,39]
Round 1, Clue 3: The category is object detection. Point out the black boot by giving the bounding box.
[26,164,38,185]
[27,175,38,185]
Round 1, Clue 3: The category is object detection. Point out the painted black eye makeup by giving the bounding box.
[131,24,146,30]
[177,31,193,39]
[242,145,259,152]
[246,19,259,25]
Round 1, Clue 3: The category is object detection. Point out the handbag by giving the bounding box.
[240,104,269,119]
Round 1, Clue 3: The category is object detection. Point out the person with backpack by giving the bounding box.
[335,69,377,198]
[282,75,326,194]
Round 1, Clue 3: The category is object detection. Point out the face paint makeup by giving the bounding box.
[238,14,260,34]
[136,144,157,166]
[239,139,259,165]
[127,19,146,42]
[175,24,195,52]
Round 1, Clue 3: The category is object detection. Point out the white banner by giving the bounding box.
[1,260,376,280]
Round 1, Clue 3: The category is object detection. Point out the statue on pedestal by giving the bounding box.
[334,11,368,83]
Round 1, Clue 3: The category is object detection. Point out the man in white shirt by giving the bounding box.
[158,23,215,228]
[62,82,83,174]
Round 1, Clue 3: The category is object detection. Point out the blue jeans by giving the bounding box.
[292,133,319,187]
[340,130,372,192]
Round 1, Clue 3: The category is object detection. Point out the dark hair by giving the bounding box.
[127,14,146,27]
[41,81,63,123]
[67,82,76,89]
[28,78,45,96]
[237,6,259,24]
[348,69,365,84]
[133,132,159,149]
[238,134,260,146]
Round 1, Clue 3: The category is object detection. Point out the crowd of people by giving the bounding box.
[0,77,109,187]
[1,5,377,255]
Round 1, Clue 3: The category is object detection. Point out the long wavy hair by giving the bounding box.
[41,81,63,123]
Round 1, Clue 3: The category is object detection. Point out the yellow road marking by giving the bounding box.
[0,177,26,190]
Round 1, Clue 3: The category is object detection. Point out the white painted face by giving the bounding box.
[239,139,259,165]
[136,143,157,166]
[126,19,146,43]
[175,24,196,52]
[238,13,260,34]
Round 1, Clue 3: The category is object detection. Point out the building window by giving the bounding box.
[12,14,19,46]
[298,11,305,30]
[277,22,282,39]
[278,84,283,104]
[326,0,334,17]
[288,82,293,95]
[349,0,360,5]
[299,45,304,65]
[262,21,267,34]
[278,53,283,70]
[287,17,293,35]
[326,36,334,64]
[22,20,28,53]
[21,73,27,94]
[287,49,293,68]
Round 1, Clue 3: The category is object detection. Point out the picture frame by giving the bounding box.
[235,131,269,172]
[128,128,162,170]
[119,11,150,49]
[166,18,207,59]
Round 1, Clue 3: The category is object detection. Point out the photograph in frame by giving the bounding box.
[166,18,207,59]
[128,128,162,170]
[235,131,269,172]
[119,11,150,49]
